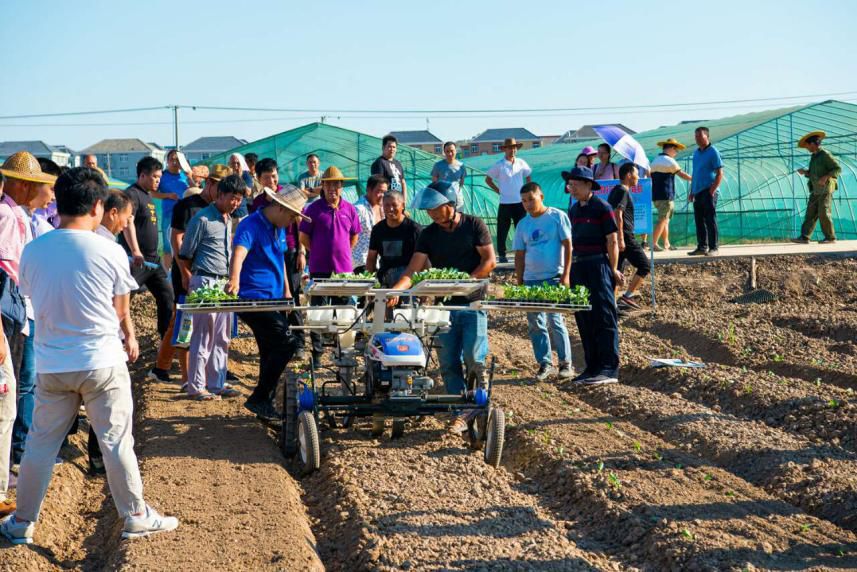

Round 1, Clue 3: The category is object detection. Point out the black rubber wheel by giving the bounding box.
[281,371,299,457]
[484,408,506,468]
[391,418,406,439]
[370,415,385,437]
[298,411,321,473]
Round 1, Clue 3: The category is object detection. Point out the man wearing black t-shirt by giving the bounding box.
[607,163,650,310]
[148,164,232,384]
[391,181,496,435]
[370,135,408,204]
[119,157,174,339]
[366,190,421,287]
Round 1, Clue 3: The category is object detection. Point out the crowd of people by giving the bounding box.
[0,127,841,546]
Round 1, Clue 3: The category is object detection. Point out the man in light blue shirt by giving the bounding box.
[688,126,723,256]
[513,182,573,381]
[431,142,467,187]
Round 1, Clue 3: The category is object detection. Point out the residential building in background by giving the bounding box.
[459,128,550,157]
[388,130,444,155]
[79,138,166,180]
[0,140,74,166]
[182,136,247,164]
[555,123,636,144]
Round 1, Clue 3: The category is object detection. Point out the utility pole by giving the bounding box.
[173,105,179,150]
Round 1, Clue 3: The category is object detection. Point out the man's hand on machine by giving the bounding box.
[225,278,240,296]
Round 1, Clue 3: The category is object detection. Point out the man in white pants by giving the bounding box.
[1,167,178,545]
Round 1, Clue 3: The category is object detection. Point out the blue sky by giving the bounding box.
[2,0,856,150]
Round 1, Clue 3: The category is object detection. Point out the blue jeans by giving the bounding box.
[12,319,36,463]
[436,310,488,394]
[524,279,571,366]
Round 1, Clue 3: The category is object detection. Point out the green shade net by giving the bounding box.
[466,99,857,245]
[203,122,500,237]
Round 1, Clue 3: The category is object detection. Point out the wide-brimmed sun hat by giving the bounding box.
[0,151,57,184]
[320,166,355,182]
[263,184,312,221]
[207,164,233,181]
[561,166,600,190]
[499,137,524,150]
[580,146,598,156]
[798,130,826,149]
[656,138,687,151]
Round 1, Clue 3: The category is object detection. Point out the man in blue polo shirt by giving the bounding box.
[226,184,311,422]
[564,166,623,386]
[688,126,723,256]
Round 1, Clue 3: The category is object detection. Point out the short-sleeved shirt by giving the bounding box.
[650,153,682,201]
[607,184,636,241]
[370,157,405,192]
[299,198,362,274]
[691,145,723,195]
[568,195,618,255]
[431,159,466,185]
[0,193,27,284]
[486,158,532,204]
[118,183,160,262]
[368,217,422,278]
[593,162,620,181]
[159,170,189,223]
[297,171,323,204]
[179,203,232,277]
[352,197,380,269]
[233,210,288,299]
[513,208,572,282]
[19,229,138,373]
[169,194,209,295]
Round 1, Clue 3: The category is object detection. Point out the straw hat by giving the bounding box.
[320,166,354,182]
[0,151,57,184]
[499,137,524,150]
[207,164,233,181]
[263,184,312,221]
[656,138,687,151]
[798,130,826,149]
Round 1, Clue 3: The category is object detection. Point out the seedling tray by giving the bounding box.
[306,279,377,297]
[478,299,591,314]
[409,279,487,298]
[177,298,296,314]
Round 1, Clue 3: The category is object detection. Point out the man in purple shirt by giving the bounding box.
[298,166,360,364]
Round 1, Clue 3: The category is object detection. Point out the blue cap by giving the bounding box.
[561,166,600,190]
[414,181,458,210]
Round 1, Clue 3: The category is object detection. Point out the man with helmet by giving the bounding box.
[391,181,496,435]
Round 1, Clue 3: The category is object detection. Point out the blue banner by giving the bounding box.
[575,178,653,235]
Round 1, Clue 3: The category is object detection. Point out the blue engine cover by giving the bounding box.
[368,332,426,368]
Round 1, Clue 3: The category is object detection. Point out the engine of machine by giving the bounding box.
[366,332,432,395]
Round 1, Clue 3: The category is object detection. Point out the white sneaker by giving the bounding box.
[0,514,35,545]
[122,505,179,539]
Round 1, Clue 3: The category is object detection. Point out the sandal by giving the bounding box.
[192,392,221,401]
[668,245,678,251]
[653,244,664,252]
[211,385,241,398]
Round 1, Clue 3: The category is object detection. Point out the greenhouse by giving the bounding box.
[206,100,857,248]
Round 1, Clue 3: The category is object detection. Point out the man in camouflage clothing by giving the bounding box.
[792,131,841,244]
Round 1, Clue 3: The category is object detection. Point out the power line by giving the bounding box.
[1,90,856,121]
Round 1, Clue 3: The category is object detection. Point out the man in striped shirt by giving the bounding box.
[564,166,623,386]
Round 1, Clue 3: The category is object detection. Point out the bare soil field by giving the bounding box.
[3,254,857,570]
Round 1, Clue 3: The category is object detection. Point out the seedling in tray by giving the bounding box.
[329,272,380,286]
[186,283,238,304]
[411,268,473,284]
[499,283,590,305]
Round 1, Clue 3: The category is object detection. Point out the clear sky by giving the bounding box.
[2,0,856,150]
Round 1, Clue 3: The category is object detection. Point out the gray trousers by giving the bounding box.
[0,339,15,501]
[187,275,232,395]
[15,365,146,521]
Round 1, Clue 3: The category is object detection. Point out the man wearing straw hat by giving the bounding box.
[792,131,841,244]
[485,138,532,264]
[226,185,311,422]
[650,138,693,251]
[299,166,361,365]
[0,152,57,481]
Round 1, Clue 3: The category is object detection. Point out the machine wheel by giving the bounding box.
[370,415,385,437]
[391,418,406,439]
[298,411,321,473]
[281,372,299,457]
[484,408,506,468]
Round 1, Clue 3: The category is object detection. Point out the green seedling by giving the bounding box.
[772,354,784,363]
[557,446,565,456]
[681,529,694,541]
[726,491,735,498]
[411,268,472,285]
[330,271,378,283]
[605,421,614,430]
[633,441,642,453]
[743,384,754,395]
[607,472,622,489]
[674,463,684,470]
[186,282,238,304]
[828,398,840,409]
[653,451,664,462]
[799,523,813,534]
[704,473,714,482]
[596,460,605,473]
[498,283,590,305]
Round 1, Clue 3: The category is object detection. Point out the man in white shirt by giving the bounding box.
[1,167,178,545]
[352,174,387,273]
[485,137,532,263]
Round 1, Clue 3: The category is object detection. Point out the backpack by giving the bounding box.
[0,269,26,337]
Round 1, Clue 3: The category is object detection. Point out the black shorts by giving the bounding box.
[618,240,650,278]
